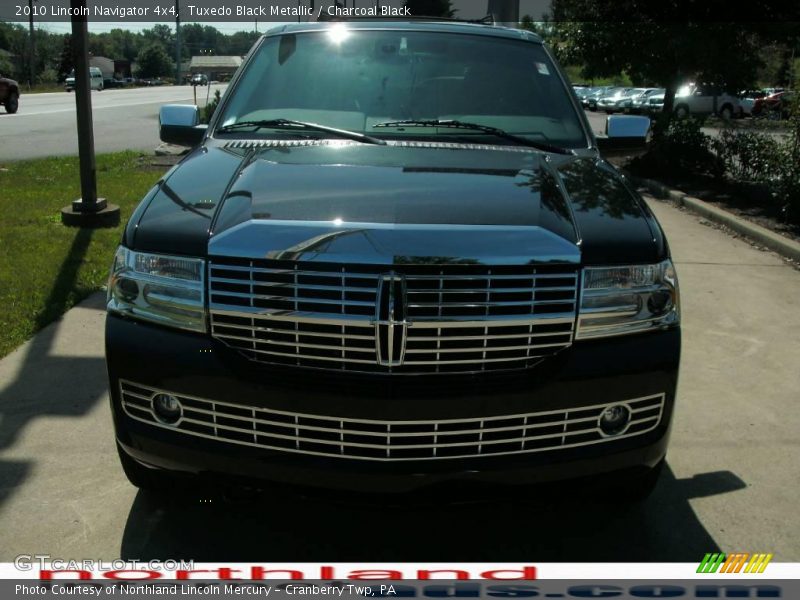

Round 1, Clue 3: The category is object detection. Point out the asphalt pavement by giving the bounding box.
[0,85,226,161]
[0,196,797,562]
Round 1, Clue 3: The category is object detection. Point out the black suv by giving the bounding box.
[106,21,680,498]
[0,73,19,114]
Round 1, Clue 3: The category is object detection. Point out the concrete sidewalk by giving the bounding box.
[0,196,798,562]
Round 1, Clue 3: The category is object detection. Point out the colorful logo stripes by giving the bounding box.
[697,552,774,574]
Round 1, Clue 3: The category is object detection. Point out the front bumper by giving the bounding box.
[107,314,680,492]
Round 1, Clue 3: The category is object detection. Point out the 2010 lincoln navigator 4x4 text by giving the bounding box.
[105,21,680,498]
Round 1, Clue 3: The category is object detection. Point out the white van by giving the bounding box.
[90,67,104,91]
[64,67,105,92]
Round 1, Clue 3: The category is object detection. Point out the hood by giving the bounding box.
[128,142,665,265]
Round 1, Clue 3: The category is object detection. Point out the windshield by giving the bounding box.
[216,28,588,149]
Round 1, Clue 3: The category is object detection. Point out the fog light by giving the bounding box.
[152,393,182,424]
[599,404,630,436]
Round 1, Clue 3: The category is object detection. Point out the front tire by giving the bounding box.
[719,105,733,120]
[5,92,18,114]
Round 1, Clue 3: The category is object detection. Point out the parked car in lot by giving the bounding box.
[584,86,613,111]
[65,67,104,92]
[0,73,20,113]
[646,92,665,114]
[673,83,739,119]
[191,73,209,86]
[103,77,127,89]
[752,90,796,119]
[108,21,680,499]
[596,87,634,113]
[738,89,768,116]
[630,88,664,114]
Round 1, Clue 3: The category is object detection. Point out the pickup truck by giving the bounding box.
[674,83,740,119]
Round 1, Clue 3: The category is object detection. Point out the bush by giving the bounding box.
[631,110,800,224]
[635,114,723,177]
[201,89,221,124]
[37,68,59,85]
[711,112,800,223]
[712,129,781,183]
[774,113,800,222]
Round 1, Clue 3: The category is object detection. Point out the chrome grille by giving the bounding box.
[120,380,665,462]
[208,258,579,374]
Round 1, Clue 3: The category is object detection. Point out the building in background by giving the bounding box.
[89,56,114,78]
[188,55,243,82]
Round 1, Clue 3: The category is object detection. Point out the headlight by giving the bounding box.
[107,247,206,332]
[575,259,679,339]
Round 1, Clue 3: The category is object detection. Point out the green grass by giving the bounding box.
[22,84,66,94]
[0,152,166,358]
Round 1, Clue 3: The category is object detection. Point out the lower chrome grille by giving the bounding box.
[120,380,665,462]
[208,259,579,374]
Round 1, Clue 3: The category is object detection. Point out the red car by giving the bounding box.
[0,74,20,114]
[752,91,796,119]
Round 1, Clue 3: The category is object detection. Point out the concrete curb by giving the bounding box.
[629,175,800,263]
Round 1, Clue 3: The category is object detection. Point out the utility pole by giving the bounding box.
[28,0,36,89]
[60,0,119,227]
[175,0,182,84]
[487,0,519,26]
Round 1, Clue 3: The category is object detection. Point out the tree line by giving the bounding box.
[523,1,799,113]
[0,22,260,83]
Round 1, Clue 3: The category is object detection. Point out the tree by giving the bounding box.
[551,0,794,114]
[136,42,172,79]
[57,35,74,81]
[105,28,140,63]
[227,31,261,56]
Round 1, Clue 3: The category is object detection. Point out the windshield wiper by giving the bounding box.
[374,119,574,155]
[216,118,386,145]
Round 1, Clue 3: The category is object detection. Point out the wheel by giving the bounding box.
[117,443,195,494]
[674,105,690,118]
[718,105,733,120]
[5,92,18,114]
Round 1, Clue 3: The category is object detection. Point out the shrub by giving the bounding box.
[635,114,723,178]
[710,111,800,223]
[201,89,221,124]
[774,112,800,222]
[712,129,781,183]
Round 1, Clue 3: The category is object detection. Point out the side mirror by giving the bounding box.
[597,115,650,158]
[159,104,207,147]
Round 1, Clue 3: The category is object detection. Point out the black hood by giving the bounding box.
[127,142,666,265]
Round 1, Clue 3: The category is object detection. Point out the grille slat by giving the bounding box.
[209,259,579,374]
[121,381,665,462]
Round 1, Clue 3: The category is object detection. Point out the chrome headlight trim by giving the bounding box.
[107,246,206,332]
[575,259,680,339]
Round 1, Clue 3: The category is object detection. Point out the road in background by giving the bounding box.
[0,85,226,161]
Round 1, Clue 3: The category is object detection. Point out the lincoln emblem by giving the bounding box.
[374,273,408,367]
